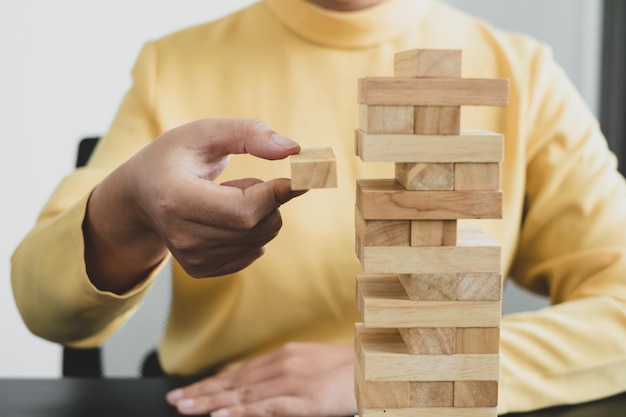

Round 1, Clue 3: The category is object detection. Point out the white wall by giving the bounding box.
[0,0,603,377]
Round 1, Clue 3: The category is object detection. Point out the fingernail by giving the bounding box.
[212,408,230,417]
[178,398,196,410]
[271,133,299,149]
[166,389,184,404]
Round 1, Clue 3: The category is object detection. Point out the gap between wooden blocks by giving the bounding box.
[290,147,337,190]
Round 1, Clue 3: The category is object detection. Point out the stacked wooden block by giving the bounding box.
[354,49,509,417]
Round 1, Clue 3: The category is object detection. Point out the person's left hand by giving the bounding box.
[166,342,357,417]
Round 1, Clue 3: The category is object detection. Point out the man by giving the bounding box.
[12,0,626,415]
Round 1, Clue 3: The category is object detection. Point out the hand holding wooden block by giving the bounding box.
[290,147,337,190]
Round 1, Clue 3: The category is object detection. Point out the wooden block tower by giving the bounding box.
[354,49,509,416]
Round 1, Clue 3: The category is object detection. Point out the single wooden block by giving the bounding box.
[360,408,497,417]
[355,206,410,246]
[395,162,454,191]
[414,106,461,135]
[358,228,501,274]
[394,49,462,78]
[398,327,455,355]
[355,129,504,163]
[455,163,501,191]
[456,328,500,354]
[454,381,499,407]
[411,220,457,246]
[356,179,502,220]
[398,273,457,301]
[409,381,454,407]
[358,77,509,107]
[357,275,502,328]
[356,325,499,381]
[359,105,414,134]
[290,147,337,189]
[355,232,364,261]
[355,359,410,408]
[456,273,502,301]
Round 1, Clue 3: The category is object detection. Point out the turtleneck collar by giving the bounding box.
[263,0,433,49]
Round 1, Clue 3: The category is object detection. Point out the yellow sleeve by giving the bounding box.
[499,45,626,413]
[10,42,167,347]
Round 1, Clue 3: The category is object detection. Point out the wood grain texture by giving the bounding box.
[456,273,502,301]
[357,228,501,274]
[454,163,501,191]
[395,162,454,191]
[411,220,457,246]
[360,407,497,417]
[356,275,502,328]
[356,179,502,220]
[356,326,499,381]
[454,381,499,407]
[456,328,500,354]
[409,381,454,407]
[355,206,410,246]
[358,77,509,106]
[355,359,410,408]
[394,49,462,78]
[398,273,457,301]
[414,106,461,135]
[398,327,456,355]
[355,129,504,163]
[359,105,414,134]
[290,147,337,189]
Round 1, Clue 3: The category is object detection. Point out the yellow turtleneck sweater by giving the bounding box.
[11,0,626,413]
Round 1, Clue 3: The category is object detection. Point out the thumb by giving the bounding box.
[191,118,301,161]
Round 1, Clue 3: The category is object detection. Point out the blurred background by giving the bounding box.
[0,0,619,378]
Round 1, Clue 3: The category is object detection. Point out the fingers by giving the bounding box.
[191,118,301,161]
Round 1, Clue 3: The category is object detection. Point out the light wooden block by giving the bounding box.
[356,275,502,328]
[360,105,414,134]
[398,273,457,301]
[355,326,499,381]
[399,327,455,355]
[454,381,499,407]
[358,77,509,107]
[355,232,364,261]
[290,147,337,190]
[356,179,502,220]
[355,359,410,408]
[355,206,410,246]
[456,273,502,301]
[414,106,461,135]
[394,49,462,78]
[409,381,454,407]
[360,408,497,417]
[411,220,457,246]
[455,163,501,191]
[355,129,504,163]
[456,328,500,354]
[357,228,501,274]
[395,162,454,191]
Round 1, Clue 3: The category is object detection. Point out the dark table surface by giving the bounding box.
[0,378,625,417]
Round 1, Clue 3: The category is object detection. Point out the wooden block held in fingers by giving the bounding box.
[394,49,462,78]
[398,327,455,355]
[456,273,502,301]
[357,275,502,328]
[355,129,504,163]
[395,162,454,191]
[356,179,502,220]
[411,220,457,246]
[454,381,499,407]
[359,105,414,134]
[409,381,454,407]
[398,273,457,301]
[455,163,501,190]
[358,77,509,107]
[456,328,500,354]
[290,147,337,189]
[355,206,410,246]
[414,106,461,135]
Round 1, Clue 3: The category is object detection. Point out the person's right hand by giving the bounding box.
[83,118,304,294]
